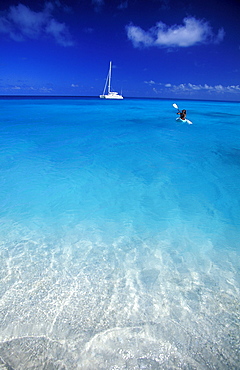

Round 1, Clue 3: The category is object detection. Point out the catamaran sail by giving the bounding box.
[100,61,123,99]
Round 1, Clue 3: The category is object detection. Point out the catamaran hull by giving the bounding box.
[100,94,123,100]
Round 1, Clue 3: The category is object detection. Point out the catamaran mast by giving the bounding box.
[108,61,112,94]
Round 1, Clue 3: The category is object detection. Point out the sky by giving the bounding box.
[0,0,239,101]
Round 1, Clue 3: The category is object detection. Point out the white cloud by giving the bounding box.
[8,4,47,38]
[144,81,240,94]
[0,3,74,46]
[45,18,73,47]
[145,80,156,85]
[1,84,53,93]
[39,87,53,93]
[126,25,154,48]
[180,83,240,93]
[126,17,225,48]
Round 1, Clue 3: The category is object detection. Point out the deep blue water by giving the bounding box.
[0,97,239,369]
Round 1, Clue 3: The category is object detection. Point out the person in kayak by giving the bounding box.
[177,109,187,120]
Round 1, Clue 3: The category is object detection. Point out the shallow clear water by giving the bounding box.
[0,97,239,369]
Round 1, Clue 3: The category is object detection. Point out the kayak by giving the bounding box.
[176,117,193,124]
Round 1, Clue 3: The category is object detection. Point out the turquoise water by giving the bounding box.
[0,97,239,369]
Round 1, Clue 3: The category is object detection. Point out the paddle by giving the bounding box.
[172,103,180,112]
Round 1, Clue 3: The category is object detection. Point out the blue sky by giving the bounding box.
[0,0,239,100]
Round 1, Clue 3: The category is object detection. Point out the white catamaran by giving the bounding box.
[100,61,123,99]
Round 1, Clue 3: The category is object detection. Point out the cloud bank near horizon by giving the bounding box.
[145,80,240,95]
[0,2,74,46]
[126,17,225,48]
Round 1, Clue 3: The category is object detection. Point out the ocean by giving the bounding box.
[0,97,239,369]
